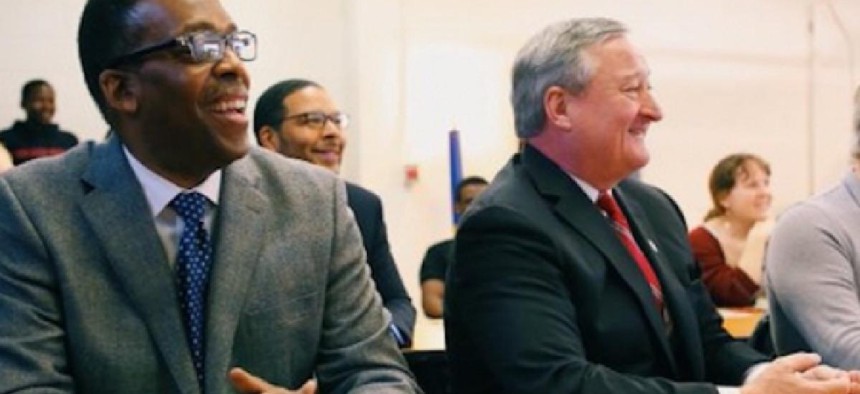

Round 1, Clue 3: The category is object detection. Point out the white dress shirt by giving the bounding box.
[124,146,221,268]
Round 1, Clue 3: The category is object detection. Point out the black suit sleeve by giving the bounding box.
[364,199,416,345]
[347,184,416,347]
[446,206,721,394]
[646,187,768,384]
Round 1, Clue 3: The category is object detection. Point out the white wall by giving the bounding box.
[1,0,858,346]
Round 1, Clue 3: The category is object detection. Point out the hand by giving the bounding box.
[738,218,775,284]
[741,353,860,394]
[800,365,860,393]
[802,364,851,382]
[748,219,774,242]
[228,367,317,394]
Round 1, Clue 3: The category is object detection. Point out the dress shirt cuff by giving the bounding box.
[389,324,407,347]
[717,387,740,394]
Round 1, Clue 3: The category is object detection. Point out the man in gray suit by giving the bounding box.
[0,0,418,393]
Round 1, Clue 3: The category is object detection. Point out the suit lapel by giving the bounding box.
[203,155,267,392]
[555,192,676,369]
[521,146,676,372]
[79,138,198,391]
[553,195,665,322]
[616,189,703,379]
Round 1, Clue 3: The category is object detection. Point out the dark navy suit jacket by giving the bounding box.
[445,146,767,393]
[346,182,416,346]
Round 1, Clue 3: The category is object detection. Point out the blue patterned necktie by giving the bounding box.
[170,192,214,390]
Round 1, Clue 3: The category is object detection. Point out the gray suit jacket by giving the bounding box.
[0,138,418,393]
[767,173,860,368]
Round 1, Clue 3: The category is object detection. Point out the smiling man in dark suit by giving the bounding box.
[253,78,416,348]
[445,17,860,394]
[0,0,418,393]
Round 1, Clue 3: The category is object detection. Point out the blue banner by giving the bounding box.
[449,129,463,225]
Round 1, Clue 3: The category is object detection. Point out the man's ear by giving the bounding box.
[99,69,139,115]
[543,85,573,129]
[258,126,281,151]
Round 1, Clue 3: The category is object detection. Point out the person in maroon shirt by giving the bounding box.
[689,153,773,307]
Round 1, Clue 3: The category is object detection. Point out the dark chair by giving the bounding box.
[404,349,451,394]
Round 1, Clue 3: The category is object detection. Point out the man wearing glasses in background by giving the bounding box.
[0,0,419,393]
[253,79,417,349]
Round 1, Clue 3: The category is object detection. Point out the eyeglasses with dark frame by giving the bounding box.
[106,30,257,68]
[283,112,350,131]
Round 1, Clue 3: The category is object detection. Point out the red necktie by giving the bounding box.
[596,190,664,312]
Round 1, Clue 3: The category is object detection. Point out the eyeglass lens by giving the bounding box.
[297,112,349,130]
[190,31,256,62]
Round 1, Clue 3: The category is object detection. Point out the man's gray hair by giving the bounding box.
[511,17,627,139]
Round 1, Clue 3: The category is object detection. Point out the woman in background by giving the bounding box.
[689,153,773,307]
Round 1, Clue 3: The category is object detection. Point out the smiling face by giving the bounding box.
[560,36,663,188]
[269,86,346,173]
[719,160,772,222]
[118,0,250,185]
[22,83,56,125]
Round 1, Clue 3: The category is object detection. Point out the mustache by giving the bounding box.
[207,82,248,100]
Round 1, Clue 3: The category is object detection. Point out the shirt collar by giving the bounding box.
[123,146,222,217]
[568,173,607,203]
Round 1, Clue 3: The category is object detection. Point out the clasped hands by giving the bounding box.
[229,367,317,394]
[742,353,860,394]
[227,352,860,394]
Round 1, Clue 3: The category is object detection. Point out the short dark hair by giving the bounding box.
[77,0,146,125]
[20,79,51,106]
[455,176,488,202]
[253,79,321,143]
